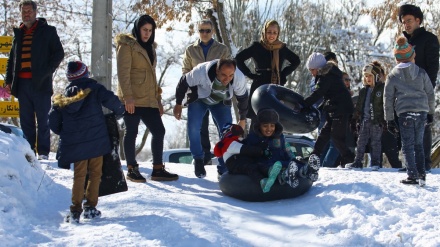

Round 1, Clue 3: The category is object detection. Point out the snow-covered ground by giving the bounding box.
[1,130,439,247]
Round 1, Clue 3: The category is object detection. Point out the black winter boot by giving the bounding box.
[193,159,206,178]
[151,164,179,181]
[83,206,101,219]
[126,165,146,183]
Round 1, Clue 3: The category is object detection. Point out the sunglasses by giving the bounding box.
[344,78,352,82]
[199,29,212,34]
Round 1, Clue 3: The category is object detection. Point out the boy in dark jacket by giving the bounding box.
[49,61,124,223]
[347,62,385,171]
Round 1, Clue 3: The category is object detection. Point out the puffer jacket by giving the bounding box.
[304,62,354,117]
[115,34,161,108]
[243,122,295,168]
[48,78,124,167]
[353,82,385,125]
[384,62,435,121]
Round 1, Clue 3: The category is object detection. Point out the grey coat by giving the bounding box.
[384,62,435,121]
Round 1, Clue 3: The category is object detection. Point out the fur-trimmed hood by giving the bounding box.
[52,87,91,115]
[317,61,339,77]
[114,33,157,48]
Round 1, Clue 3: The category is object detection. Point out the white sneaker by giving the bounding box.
[38,155,48,160]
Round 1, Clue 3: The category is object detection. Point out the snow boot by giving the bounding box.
[126,165,146,183]
[193,159,206,178]
[346,160,363,169]
[307,154,320,182]
[282,160,301,188]
[83,206,101,219]
[65,211,81,224]
[400,177,418,185]
[419,174,426,187]
[260,161,282,193]
[151,164,179,181]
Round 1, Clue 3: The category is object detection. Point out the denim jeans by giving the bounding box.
[321,140,340,167]
[398,112,427,178]
[188,100,232,173]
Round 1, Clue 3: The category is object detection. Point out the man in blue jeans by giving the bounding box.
[174,58,248,178]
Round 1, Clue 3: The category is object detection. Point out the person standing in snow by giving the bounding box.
[235,20,300,132]
[115,15,178,183]
[347,62,386,171]
[398,4,439,172]
[173,58,248,178]
[384,37,434,186]
[303,52,355,167]
[181,19,231,168]
[49,61,125,223]
[4,0,64,160]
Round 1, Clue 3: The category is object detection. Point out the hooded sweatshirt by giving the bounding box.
[384,62,435,121]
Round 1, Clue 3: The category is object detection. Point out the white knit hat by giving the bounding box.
[306,52,327,69]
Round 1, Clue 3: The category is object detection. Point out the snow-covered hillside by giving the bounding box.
[1,131,439,247]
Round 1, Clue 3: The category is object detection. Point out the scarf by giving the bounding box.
[260,39,285,84]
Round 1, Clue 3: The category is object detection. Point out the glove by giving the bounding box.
[427,114,433,125]
[387,120,399,137]
[263,149,272,159]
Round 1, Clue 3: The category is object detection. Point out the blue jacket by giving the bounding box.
[243,124,294,168]
[49,78,124,168]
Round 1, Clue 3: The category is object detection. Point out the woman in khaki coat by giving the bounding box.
[115,15,178,182]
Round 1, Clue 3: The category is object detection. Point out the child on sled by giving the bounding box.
[214,109,319,193]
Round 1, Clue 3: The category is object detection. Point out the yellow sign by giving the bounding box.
[0,58,7,74]
[0,96,19,117]
[0,36,13,53]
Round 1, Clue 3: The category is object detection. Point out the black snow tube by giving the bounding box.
[251,84,320,133]
[219,172,313,202]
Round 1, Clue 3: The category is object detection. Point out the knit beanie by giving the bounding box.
[398,4,423,24]
[66,61,89,81]
[393,37,415,62]
[363,63,381,82]
[307,52,327,69]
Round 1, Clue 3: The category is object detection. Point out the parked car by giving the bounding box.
[162,134,315,164]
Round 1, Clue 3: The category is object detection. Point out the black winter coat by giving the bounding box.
[235,41,300,118]
[49,78,124,168]
[304,63,354,117]
[5,18,64,96]
[403,27,439,87]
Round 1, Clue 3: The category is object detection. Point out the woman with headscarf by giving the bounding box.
[115,15,178,182]
[235,20,301,130]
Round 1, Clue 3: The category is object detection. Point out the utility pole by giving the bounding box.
[91,0,113,91]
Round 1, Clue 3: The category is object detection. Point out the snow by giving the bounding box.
[1,130,439,246]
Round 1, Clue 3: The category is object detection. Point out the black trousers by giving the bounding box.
[381,130,402,168]
[123,107,165,165]
[313,114,354,164]
[226,155,266,185]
